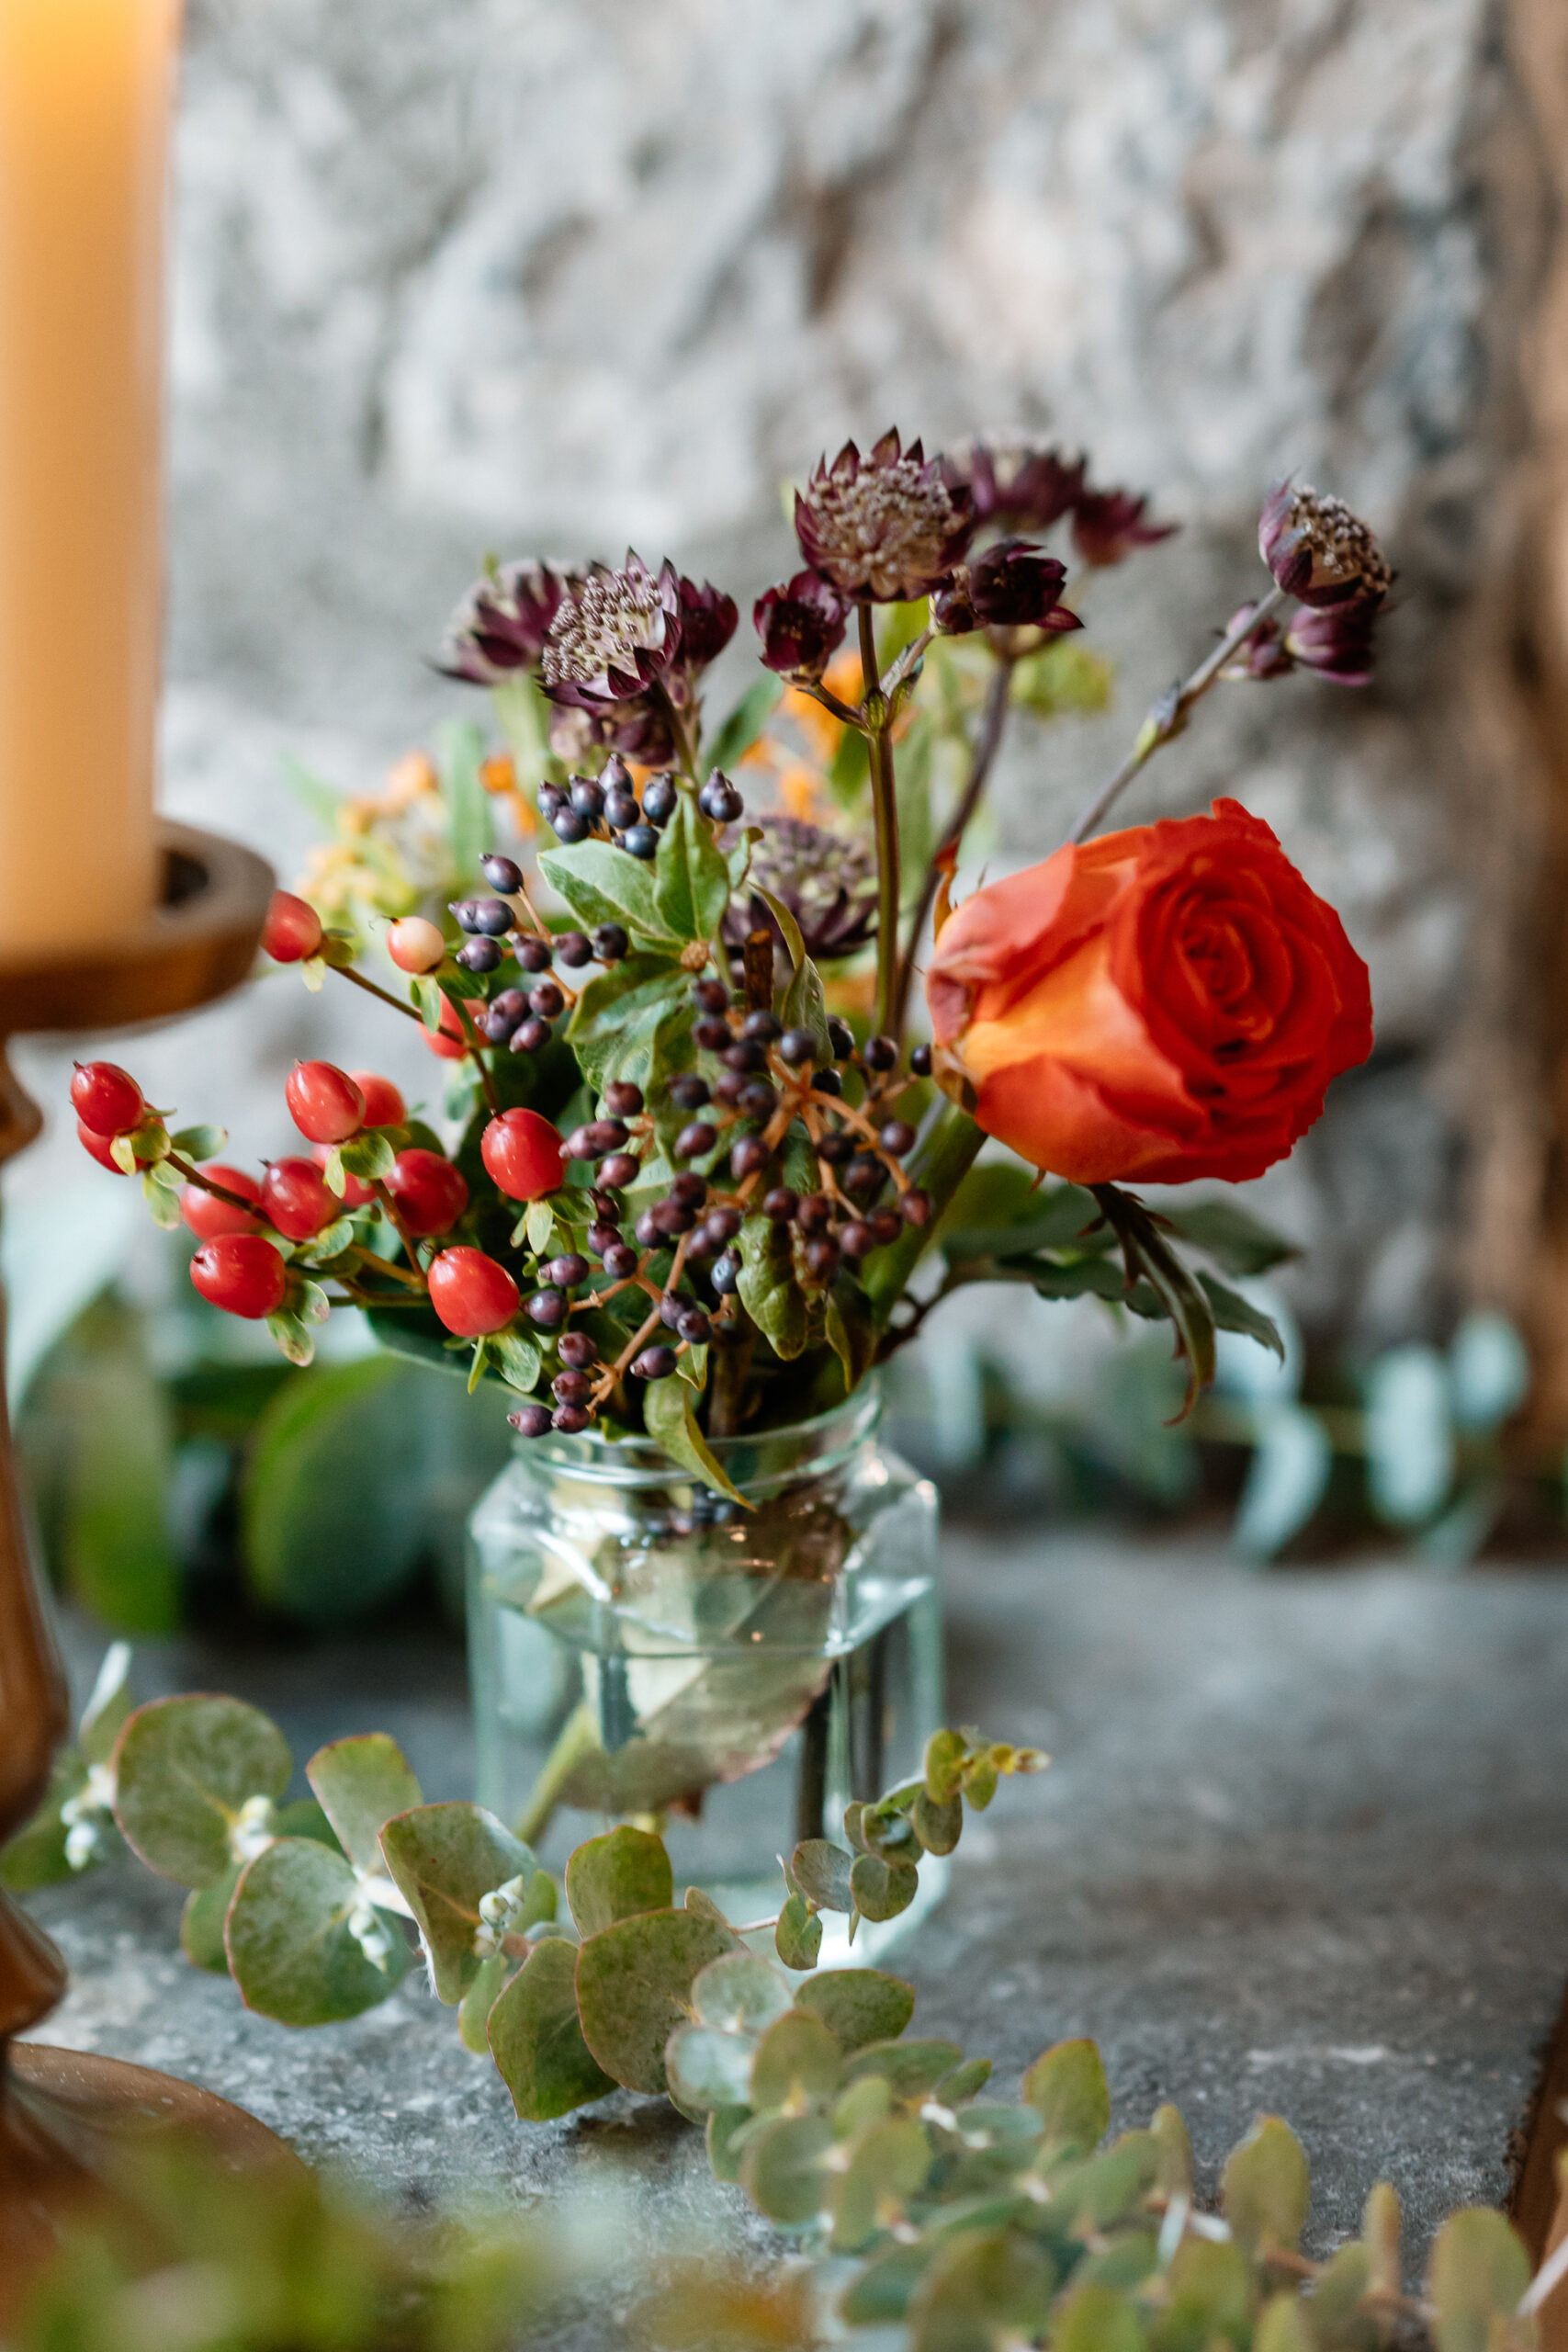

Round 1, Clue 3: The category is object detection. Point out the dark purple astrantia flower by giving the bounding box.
[439,560,576,684]
[540,553,684,709]
[725,817,879,962]
[1258,484,1392,609]
[1221,594,1386,688]
[1071,489,1177,568]
[678,576,739,671]
[753,571,852,679]
[932,539,1082,636]
[949,442,1087,535]
[794,430,974,604]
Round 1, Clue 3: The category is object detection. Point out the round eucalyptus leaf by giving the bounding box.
[829,2115,932,2252]
[690,1951,793,2035]
[574,1908,740,2094]
[908,2225,1058,2352]
[849,1849,919,1924]
[114,1695,291,1889]
[739,2112,834,2229]
[795,1968,915,2053]
[665,2023,757,2114]
[180,1862,241,1974]
[487,1936,615,2121]
[226,1837,409,2025]
[749,2009,842,2113]
[846,2040,965,2103]
[775,1893,823,1973]
[565,1824,672,1939]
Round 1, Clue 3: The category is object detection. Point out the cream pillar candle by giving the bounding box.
[0,0,179,964]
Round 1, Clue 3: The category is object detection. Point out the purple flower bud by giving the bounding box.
[438,560,575,685]
[1258,482,1392,608]
[933,539,1082,637]
[1072,489,1177,569]
[753,571,851,680]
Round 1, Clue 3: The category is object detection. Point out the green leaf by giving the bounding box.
[378,1800,536,2004]
[825,1280,877,1393]
[339,1132,395,1182]
[936,2056,994,2105]
[435,716,489,888]
[703,675,784,777]
[568,952,693,1099]
[654,788,730,943]
[705,2104,754,2185]
[1232,1406,1334,1560]
[666,2024,759,2114]
[840,2240,933,2326]
[911,1789,963,1854]
[738,1217,808,1361]
[1010,635,1114,718]
[540,841,672,942]
[1052,2281,1148,2352]
[565,1823,673,1938]
[113,1695,291,1889]
[753,884,807,981]
[491,1330,543,1395]
[1427,2211,1530,2352]
[1021,2039,1110,2154]
[1092,1186,1216,1412]
[1304,2245,1374,2349]
[739,2113,833,2228]
[791,1839,853,1913]
[775,1892,823,1971]
[692,1951,795,2034]
[305,1734,423,1876]
[1160,1197,1297,1277]
[1152,2102,1193,2198]
[225,1837,409,2026]
[1364,2181,1403,2301]
[850,1849,919,1923]
[1221,2115,1310,2252]
[749,2009,842,2112]
[180,1862,240,1973]
[795,1969,915,2053]
[458,1951,511,2055]
[778,952,831,1062]
[829,2116,932,2253]
[844,2040,964,2101]
[1199,1273,1284,1363]
[293,1216,356,1266]
[924,1728,966,1805]
[487,1936,615,2121]
[139,1177,180,1230]
[908,2226,1058,2352]
[1150,2238,1254,2352]
[574,1908,740,2094]
[940,1170,1108,1265]
[643,1374,744,1504]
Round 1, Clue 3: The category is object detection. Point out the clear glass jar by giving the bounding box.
[466,1384,942,1963]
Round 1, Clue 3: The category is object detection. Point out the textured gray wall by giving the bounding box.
[13,0,1552,1363]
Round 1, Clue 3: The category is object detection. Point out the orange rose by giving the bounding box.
[925,798,1372,1184]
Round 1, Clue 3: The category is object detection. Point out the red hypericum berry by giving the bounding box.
[428,1247,519,1337]
[70,1061,143,1136]
[181,1163,265,1238]
[190,1235,288,1319]
[481,1108,566,1202]
[310,1142,374,1209]
[387,915,446,975]
[386,1148,468,1238]
[286,1060,365,1146]
[261,889,323,965]
[422,994,487,1060]
[262,1156,338,1240]
[351,1070,406,1128]
[76,1118,148,1174]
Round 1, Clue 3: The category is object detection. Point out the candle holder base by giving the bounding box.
[0,820,296,2329]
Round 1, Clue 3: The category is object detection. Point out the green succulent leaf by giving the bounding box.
[749,2008,843,2112]
[378,1801,536,2004]
[692,1951,795,2035]
[225,1837,409,2026]
[795,1969,916,2053]
[840,2239,932,2327]
[790,1839,853,1914]
[908,2226,1058,2352]
[457,1951,511,2055]
[112,1695,292,1890]
[911,1788,963,1854]
[665,2024,759,2115]
[565,1823,673,1939]
[1022,2038,1111,2155]
[306,1734,423,1876]
[180,1861,241,1973]
[1221,2114,1311,2252]
[573,1908,741,2094]
[1053,2280,1149,2352]
[705,2102,754,2185]
[775,1891,823,1971]
[936,2056,994,2105]
[1150,2237,1255,2352]
[739,2112,834,2229]
[845,2040,964,2102]
[1152,2101,1193,2198]
[829,2116,932,2253]
[849,1849,919,1923]
[487,1936,615,2121]
[1426,2210,1531,2352]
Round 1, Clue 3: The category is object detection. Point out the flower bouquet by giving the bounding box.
[72,435,1382,1889]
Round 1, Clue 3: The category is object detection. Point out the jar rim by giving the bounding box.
[509,1378,883,1491]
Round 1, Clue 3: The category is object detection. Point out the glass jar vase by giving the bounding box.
[466,1384,942,1962]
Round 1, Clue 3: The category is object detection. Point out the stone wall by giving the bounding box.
[16,0,1567,1377]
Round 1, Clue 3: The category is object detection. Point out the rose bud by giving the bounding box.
[1258,482,1393,608]
[926,797,1372,1184]
[753,571,851,680]
[1070,487,1177,568]
[932,540,1081,637]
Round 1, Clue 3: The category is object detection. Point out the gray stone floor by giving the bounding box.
[18,1531,1568,2287]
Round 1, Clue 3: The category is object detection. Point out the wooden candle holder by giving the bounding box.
[0,820,304,2321]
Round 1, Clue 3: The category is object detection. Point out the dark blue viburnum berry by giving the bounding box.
[481,853,524,893]
[697,773,743,824]
[779,1027,817,1065]
[711,1251,741,1294]
[632,1344,678,1381]
[592,922,629,963]
[621,823,660,860]
[512,1016,551,1054]
[556,931,592,967]
[525,1287,568,1329]
[909,1043,932,1077]
[604,788,639,831]
[558,1329,598,1369]
[517,936,553,974]
[553,1404,592,1432]
[641,772,679,826]
[457,937,502,973]
[551,808,589,845]
[510,1404,553,1438]
[570,777,604,819]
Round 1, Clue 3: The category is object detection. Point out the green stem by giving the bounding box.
[1066,582,1288,845]
[513,1700,599,1849]
[863,1098,985,1342]
[859,604,900,1040]
[891,654,1014,1040]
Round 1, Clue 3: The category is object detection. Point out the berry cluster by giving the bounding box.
[535,751,742,855]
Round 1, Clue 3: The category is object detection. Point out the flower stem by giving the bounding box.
[860,604,900,1040]
[892,654,1014,1038]
[332,961,425,1023]
[1066,582,1288,845]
